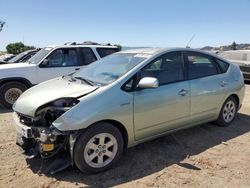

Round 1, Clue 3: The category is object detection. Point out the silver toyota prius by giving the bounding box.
[13,48,245,173]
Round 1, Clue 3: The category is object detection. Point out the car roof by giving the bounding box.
[45,44,118,49]
[119,47,217,56]
[23,49,38,53]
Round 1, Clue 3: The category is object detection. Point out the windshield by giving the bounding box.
[28,47,52,64]
[73,53,148,85]
[8,51,28,63]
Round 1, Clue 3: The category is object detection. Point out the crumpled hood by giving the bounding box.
[13,77,98,117]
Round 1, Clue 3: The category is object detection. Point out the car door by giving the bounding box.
[184,51,228,122]
[37,48,82,83]
[133,51,190,141]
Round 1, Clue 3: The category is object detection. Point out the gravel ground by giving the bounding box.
[0,85,250,188]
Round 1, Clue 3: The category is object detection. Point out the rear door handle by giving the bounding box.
[220,81,227,87]
[75,68,80,71]
[178,89,189,96]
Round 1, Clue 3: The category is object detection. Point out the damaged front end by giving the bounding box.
[13,98,79,174]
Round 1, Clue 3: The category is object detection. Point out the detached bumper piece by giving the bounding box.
[17,133,72,174]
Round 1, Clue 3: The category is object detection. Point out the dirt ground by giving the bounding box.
[0,85,250,188]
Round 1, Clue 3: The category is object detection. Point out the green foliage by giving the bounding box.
[231,41,237,50]
[6,42,35,54]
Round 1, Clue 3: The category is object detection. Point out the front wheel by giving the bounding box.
[215,96,237,127]
[74,123,124,173]
[0,82,27,109]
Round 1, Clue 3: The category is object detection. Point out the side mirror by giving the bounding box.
[137,77,159,89]
[40,59,49,67]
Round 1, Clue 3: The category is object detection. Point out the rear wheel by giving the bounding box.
[0,82,27,109]
[215,96,237,127]
[74,123,124,173]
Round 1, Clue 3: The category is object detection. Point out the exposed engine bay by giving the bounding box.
[15,98,80,174]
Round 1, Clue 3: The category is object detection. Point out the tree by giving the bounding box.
[6,42,35,54]
[231,41,237,50]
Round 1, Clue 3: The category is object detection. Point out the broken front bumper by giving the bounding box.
[13,113,68,158]
[12,112,74,174]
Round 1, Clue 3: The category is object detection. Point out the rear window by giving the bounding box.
[216,59,229,73]
[96,48,119,58]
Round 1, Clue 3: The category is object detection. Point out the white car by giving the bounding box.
[218,50,250,81]
[0,43,119,108]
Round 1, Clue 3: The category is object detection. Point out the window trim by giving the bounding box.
[39,48,79,68]
[121,74,137,92]
[213,58,230,74]
[183,51,220,80]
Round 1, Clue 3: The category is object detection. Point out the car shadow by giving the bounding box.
[0,107,12,114]
[26,112,250,187]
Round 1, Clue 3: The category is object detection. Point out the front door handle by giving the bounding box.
[220,81,227,87]
[75,68,80,71]
[178,89,189,96]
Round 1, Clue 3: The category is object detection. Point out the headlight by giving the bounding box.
[35,98,79,126]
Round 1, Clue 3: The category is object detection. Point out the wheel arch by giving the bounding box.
[96,119,128,148]
[229,93,240,109]
[80,119,129,149]
[0,77,33,88]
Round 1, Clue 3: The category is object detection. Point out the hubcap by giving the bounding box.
[4,88,23,104]
[222,100,236,123]
[84,133,118,168]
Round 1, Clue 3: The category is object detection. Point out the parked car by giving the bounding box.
[0,43,119,108]
[13,48,245,173]
[218,50,250,81]
[0,49,39,65]
[0,54,15,62]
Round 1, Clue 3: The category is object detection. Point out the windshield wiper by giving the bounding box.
[74,77,94,86]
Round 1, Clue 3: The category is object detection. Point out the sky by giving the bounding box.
[0,0,250,50]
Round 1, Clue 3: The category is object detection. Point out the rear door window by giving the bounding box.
[96,48,119,58]
[185,52,218,79]
[79,48,97,65]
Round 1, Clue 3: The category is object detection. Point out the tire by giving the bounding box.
[74,122,124,173]
[215,96,237,127]
[0,81,27,109]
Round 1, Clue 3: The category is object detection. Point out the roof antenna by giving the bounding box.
[186,34,195,48]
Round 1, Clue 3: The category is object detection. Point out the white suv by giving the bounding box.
[0,43,119,108]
